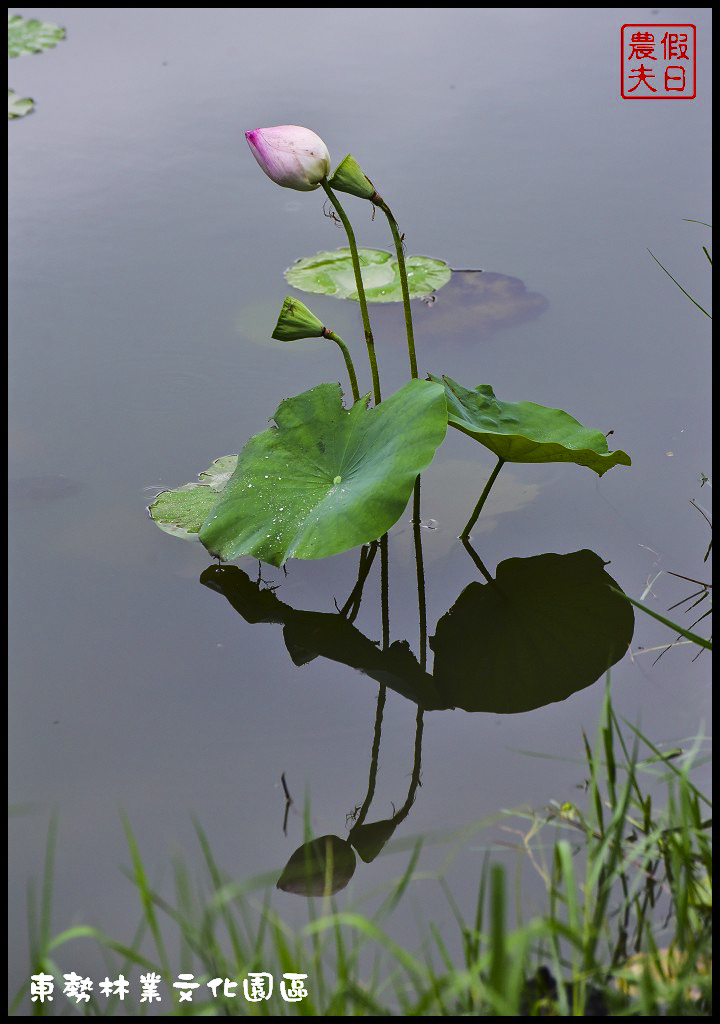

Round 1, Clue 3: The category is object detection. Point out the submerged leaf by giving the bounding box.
[199,380,447,566]
[8,88,34,119]
[430,550,634,713]
[148,455,237,540]
[285,247,452,303]
[8,14,65,57]
[430,375,631,475]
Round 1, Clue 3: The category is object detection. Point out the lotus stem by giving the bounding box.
[373,196,418,379]
[321,180,382,404]
[323,329,360,403]
[460,457,506,540]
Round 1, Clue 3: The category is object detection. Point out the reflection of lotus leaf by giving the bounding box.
[285,247,452,303]
[277,835,356,896]
[199,566,444,709]
[201,549,635,715]
[430,550,634,713]
[419,271,548,338]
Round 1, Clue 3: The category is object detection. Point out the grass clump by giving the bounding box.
[12,685,711,1015]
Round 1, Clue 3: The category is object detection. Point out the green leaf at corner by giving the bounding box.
[199,379,448,566]
[8,88,34,119]
[8,14,65,57]
[148,455,238,540]
[430,375,631,476]
[285,247,452,303]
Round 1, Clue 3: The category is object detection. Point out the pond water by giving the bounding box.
[9,6,712,1005]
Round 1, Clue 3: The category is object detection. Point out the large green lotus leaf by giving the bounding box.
[430,550,634,714]
[8,88,34,119]
[429,375,631,476]
[8,14,65,57]
[199,380,447,566]
[148,456,237,540]
[285,247,452,303]
[199,565,445,709]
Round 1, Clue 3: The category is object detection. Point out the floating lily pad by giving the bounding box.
[148,455,237,540]
[198,379,447,566]
[8,14,65,57]
[430,375,631,475]
[8,88,34,119]
[430,550,634,714]
[285,247,452,303]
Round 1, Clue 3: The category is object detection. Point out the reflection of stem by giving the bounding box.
[348,683,386,837]
[380,534,390,651]
[339,542,378,621]
[460,457,505,540]
[374,198,418,379]
[392,708,424,824]
[461,537,495,586]
[324,330,360,403]
[412,477,428,670]
[321,180,382,405]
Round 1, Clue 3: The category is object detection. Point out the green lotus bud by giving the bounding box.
[327,154,378,202]
[271,296,325,342]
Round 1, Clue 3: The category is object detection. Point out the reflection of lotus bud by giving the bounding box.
[271,296,326,342]
[245,126,331,192]
[277,835,356,897]
[327,154,378,201]
[349,818,398,864]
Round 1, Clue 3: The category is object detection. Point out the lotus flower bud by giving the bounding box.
[327,154,379,201]
[271,296,327,342]
[245,125,331,192]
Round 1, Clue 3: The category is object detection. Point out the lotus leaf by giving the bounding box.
[285,247,451,303]
[198,380,447,566]
[430,375,631,475]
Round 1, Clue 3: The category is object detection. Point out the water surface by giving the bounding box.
[9,5,712,1003]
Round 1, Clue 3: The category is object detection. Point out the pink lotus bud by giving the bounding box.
[245,125,331,192]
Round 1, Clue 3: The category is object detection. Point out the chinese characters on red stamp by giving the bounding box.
[621,25,696,99]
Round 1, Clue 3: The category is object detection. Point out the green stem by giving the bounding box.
[325,330,360,403]
[321,180,382,404]
[460,457,505,540]
[376,198,418,379]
